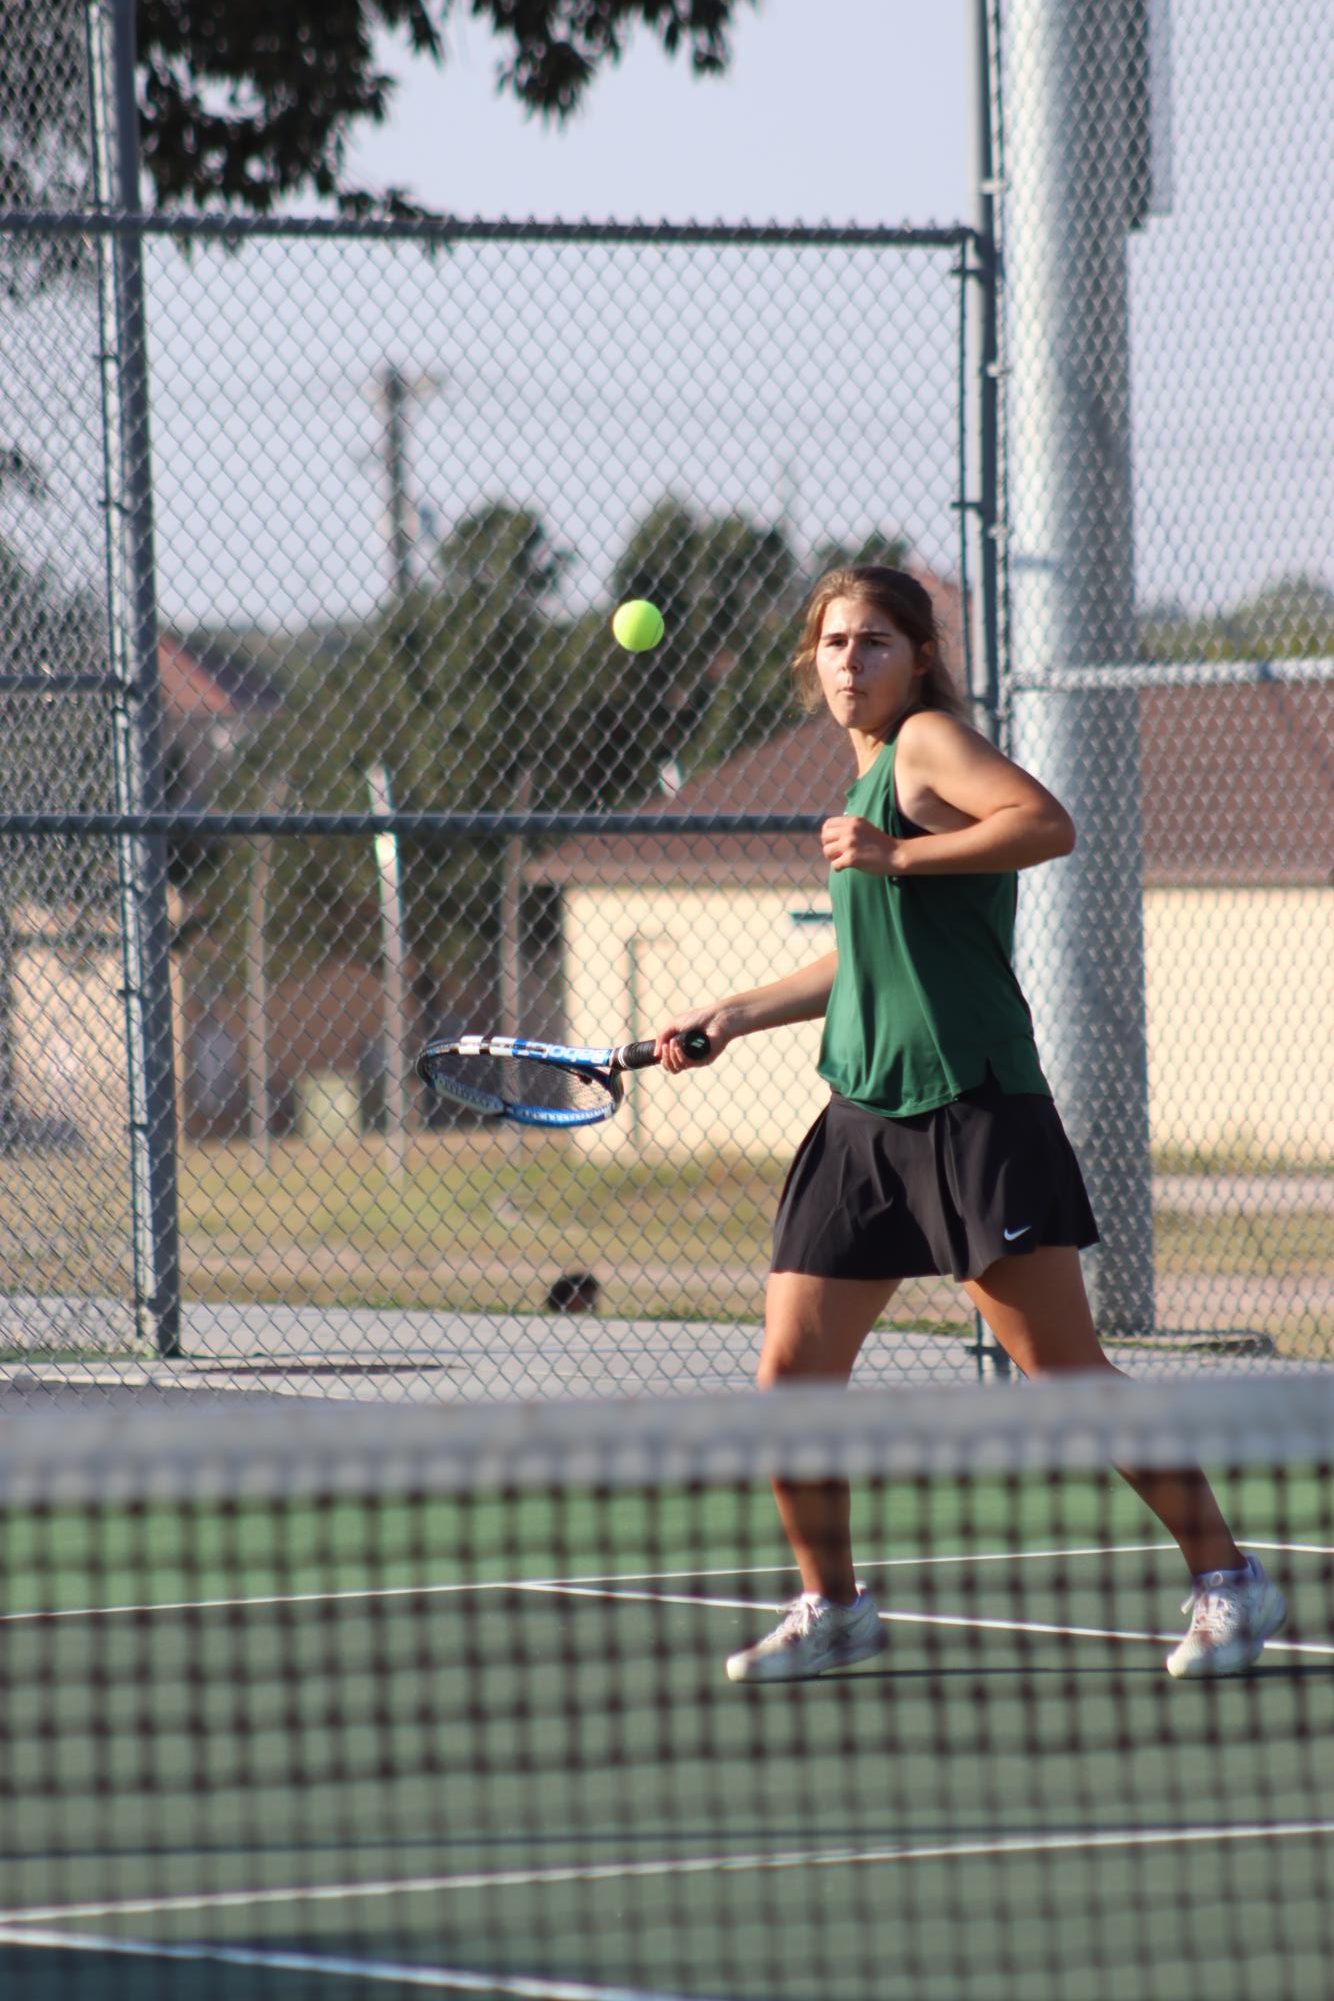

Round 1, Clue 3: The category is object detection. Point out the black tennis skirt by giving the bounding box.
[771,1072,1098,1283]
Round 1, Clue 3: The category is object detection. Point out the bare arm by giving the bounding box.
[822,711,1075,878]
[656,950,838,1071]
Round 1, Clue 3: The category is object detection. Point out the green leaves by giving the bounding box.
[488,0,746,120]
[0,2,749,220]
[210,493,806,985]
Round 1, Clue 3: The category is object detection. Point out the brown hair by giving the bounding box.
[791,565,965,719]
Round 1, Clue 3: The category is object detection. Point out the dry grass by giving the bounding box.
[0,1133,1328,1355]
[178,1133,782,1318]
[0,1150,133,1299]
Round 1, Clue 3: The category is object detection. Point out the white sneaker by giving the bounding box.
[1165,1554,1287,1679]
[726,1587,888,1684]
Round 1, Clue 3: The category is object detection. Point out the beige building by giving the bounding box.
[8,901,130,1145]
[533,680,1333,1168]
[9,666,1328,1173]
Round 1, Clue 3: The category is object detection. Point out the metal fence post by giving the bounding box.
[968,0,1013,1383]
[998,0,1156,1338]
[969,0,1005,739]
[87,0,182,1355]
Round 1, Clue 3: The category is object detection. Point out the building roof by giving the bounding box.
[1139,680,1331,884]
[531,722,847,887]
[159,634,282,719]
[531,679,1333,890]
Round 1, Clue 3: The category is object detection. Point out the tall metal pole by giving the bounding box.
[380,364,415,601]
[368,764,409,1182]
[968,0,1013,1382]
[244,787,281,1166]
[499,769,532,1182]
[87,0,182,1355]
[969,0,1004,737]
[998,0,1156,1336]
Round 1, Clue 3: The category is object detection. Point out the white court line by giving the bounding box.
[0,1554,1138,1626]
[9,1567,1330,1659]
[589,1543,1178,1579]
[504,1579,1334,1660]
[1239,1540,1334,1556]
[5,1816,1334,1934]
[0,1537,1318,1626]
[0,1924,703,2001]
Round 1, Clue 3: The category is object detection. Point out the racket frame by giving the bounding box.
[416,1032,702,1130]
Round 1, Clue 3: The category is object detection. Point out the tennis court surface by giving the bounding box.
[4,1374,1333,2001]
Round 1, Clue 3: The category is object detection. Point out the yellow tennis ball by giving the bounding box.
[611,599,665,652]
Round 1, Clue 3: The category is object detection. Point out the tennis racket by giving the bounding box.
[416,1029,711,1129]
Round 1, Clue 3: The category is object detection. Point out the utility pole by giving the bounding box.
[380,364,413,601]
[373,365,440,602]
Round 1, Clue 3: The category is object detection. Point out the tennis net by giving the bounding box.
[2,1373,1332,2001]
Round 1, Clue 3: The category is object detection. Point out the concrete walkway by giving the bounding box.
[1,1294,1321,1413]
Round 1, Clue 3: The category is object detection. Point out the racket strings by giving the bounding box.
[414,1049,494,1109]
[517,1056,615,1116]
[422,1048,615,1119]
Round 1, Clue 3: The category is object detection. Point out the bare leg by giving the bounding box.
[963,1247,1244,1576]
[758,1272,900,1602]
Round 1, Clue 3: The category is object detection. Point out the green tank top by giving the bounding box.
[817,738,1051,1117]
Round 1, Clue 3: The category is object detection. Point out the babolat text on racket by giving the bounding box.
[416,1029,711,1130]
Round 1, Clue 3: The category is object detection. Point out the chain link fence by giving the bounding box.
[0,0,1328,1399]
[994,0,1332,1362]
[0,0,137,1347]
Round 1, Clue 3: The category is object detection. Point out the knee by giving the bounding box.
[756,1315,815,1392]
[755,1349,850,1393]
[755,1354,790,1392]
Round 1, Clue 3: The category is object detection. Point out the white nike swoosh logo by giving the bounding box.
[1003,1225,1032,1241]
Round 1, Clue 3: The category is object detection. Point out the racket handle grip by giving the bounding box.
[618,1029,711,1070]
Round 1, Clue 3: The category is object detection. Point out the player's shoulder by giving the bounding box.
[896,707,989,761]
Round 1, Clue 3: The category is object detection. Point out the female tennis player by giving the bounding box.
[656,565,1285,1684]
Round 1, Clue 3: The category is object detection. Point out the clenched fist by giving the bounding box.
[820,815,903,875]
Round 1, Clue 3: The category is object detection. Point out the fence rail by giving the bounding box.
[0,210,979,247]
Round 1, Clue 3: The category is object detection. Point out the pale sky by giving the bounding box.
[345,1,973,230]
[306,0,1334,622]
[340,0,1328,624]
[2,0,1324,633]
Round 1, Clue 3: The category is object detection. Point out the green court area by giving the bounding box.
[3,1458,1334,2001]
